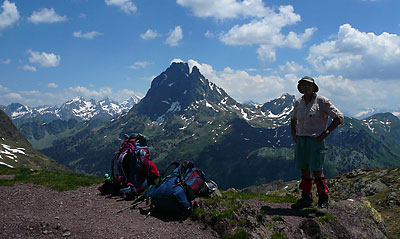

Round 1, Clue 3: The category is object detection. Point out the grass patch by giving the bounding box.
[272,216,284,222]
[271,231,288,239]
[223,191,297,203]
[193,193,243,222]
[222,229,248,239]
[318,213,337,224]
[0,165,102,191]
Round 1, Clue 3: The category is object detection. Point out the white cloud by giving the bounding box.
[187,59,297,103]
[314,75,400,116]
[28,8,67,24]
[1,58,11,64]
[48,83,58,88]
[204,30,214,38]
[220,5,316,62]
[68,86,112,99]
[170,58,185,65]
[28,49,60,68]
[73,30,103,39]
[129,61,151,69]
[140,75,157,82]
[279,61,310,74]
[105,0,137,14]
[0,0,19,30]
[19,90,40,96]
[140,29,160,40]
[23,65,36,72]
[165,26,183,46]
[0,84,10,93]
[187,59,400,116]
[176,0,271,20]
[4,92,22,100]
[308,24,400,79]
[112,89,144,102]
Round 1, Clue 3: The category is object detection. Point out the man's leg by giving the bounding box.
[314,170,329,208]
[291,169,313,209]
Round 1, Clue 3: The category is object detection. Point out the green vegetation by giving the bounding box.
[271,216,284,222]
[193,190,297,238]
[271,231,288,239]
[318,213,337,224]
[0,165,102,191]
[222,229,248,239]
[223,191,297,203]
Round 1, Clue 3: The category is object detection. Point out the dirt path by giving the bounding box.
[0,183,389,239]
[0,183,218,239]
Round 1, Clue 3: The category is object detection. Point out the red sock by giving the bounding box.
[299,177,313,194]
[315,177,328,197]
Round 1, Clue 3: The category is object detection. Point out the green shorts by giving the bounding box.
[294,136,327,171]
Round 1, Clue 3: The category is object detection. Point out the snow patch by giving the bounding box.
[2,144,26,155]
[167,101,181,113]
[0,161,14,168]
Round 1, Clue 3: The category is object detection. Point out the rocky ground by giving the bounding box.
[0,180,392,239]
[0,183,217,239]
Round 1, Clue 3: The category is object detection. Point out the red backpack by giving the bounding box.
[101,134,160,199]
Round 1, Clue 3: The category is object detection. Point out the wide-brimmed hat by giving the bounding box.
[297,76,319,94]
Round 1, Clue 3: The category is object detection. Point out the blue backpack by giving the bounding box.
[145,160,206,214]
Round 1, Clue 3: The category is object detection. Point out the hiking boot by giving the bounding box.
[316,195,329,215]
[291,192,313,210]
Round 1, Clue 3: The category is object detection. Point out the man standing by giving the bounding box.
[290,76,344,211]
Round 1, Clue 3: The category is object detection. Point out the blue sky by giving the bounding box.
[1,0,400,117]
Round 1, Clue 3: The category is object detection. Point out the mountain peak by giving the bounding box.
[135,62,233,121]
[190,65,201,75]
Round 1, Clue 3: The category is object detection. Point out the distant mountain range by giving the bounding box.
[0,95,141,124]
[3,62,399,189]
[354,107,400,119]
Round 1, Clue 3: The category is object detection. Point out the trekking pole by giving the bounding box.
[116,195,146,214]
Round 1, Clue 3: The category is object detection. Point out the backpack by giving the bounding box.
[145,160,206,214]
[100,133,160,198]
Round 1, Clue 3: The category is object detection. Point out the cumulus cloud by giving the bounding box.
[140,29,160,40]
[68,86,112,99]
[1,58,11,64]
[112,89,143,102]
[73,30,103,39]
[28,49,60,68]
[0,0,19,30]
[308,24,400,79]
[105,0,137,14]
[177,2,315,63]
[23,65,36,72]
[48,83,58,88]
[220,6,316,62]
[129,61,151,69]
[186,59,400,116]
[279,61,311,74]
[314,75,400,115]
[28,8,67,24]
[165,26,183,46]
[176,0,271,19]
[4,92,22,100]
[187,59,297,103]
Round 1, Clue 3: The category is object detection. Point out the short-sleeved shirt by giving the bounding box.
[291,94,344,137]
